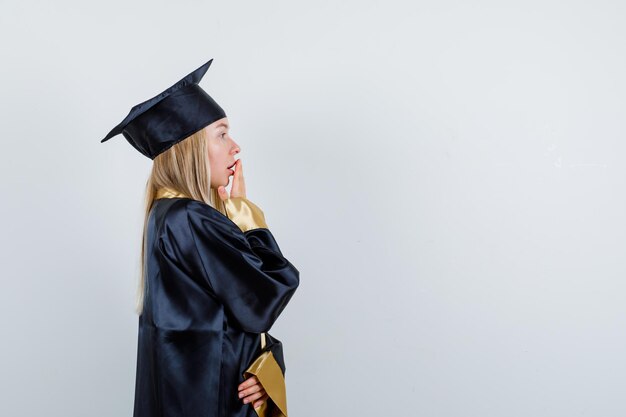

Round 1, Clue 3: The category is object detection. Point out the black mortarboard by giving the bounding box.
[100,58,226,159]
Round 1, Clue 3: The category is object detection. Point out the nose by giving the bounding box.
[231,139,241,154]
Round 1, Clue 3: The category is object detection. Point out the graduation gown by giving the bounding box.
[133,189,300,417]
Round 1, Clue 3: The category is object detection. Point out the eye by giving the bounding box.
[221,132,226,139]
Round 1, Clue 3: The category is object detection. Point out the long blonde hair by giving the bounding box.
[136,126,225,315]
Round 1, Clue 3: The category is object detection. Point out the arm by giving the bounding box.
[184,197,300,333]
[222,198,293,416]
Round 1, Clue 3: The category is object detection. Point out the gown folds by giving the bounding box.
[133,190,300,417]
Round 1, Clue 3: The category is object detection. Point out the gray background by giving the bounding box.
[1,0,625,416]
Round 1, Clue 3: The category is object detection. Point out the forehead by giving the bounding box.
[214,120,230,129]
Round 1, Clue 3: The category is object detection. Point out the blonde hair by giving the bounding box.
[136,126,225,315]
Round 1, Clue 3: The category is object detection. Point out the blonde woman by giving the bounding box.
[101,59,300,417]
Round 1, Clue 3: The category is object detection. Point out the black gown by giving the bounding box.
[133,194,300,417]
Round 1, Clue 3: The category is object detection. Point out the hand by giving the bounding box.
[238,375,269,409]
[218,159,247,200]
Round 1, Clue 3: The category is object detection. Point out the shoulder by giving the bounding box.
[157,198,221,221]
[156,198,192,228]
[183,199,237,230]
[155,198,247,260]
[159,198,241,238]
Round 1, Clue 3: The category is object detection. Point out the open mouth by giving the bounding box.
[227,161,236,175]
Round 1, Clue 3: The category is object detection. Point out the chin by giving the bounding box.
[210,177,229,189]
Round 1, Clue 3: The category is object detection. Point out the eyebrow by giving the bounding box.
[216,122,229,129]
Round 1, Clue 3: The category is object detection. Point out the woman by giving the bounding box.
[101,59,300,417]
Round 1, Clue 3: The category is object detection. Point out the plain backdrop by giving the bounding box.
[1,1,625,416]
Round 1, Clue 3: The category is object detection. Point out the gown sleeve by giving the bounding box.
[183,196,300,333]
[243,332,290,417]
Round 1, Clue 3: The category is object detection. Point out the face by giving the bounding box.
[206,117,240,188]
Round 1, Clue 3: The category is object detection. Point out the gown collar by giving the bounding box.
[155,187,191,200]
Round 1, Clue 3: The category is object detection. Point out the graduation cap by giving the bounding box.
[100,58,226,159]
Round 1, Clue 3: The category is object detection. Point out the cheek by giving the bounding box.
[207,143,220,163]
[207,138,229,166]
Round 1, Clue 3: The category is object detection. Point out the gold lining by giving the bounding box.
[223,197,268,232]
[156,188,268,232]
[243,349,288,417]
[155,187,190,199]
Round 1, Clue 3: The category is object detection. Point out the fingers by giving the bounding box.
[238,375,258,391]
[238,381,262,399]
[238,376,268,407]
[242,389,266,405]
[252,393,269,409]
[230,159,247,199]
[238,375,261,398]
[217,185,229,201]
